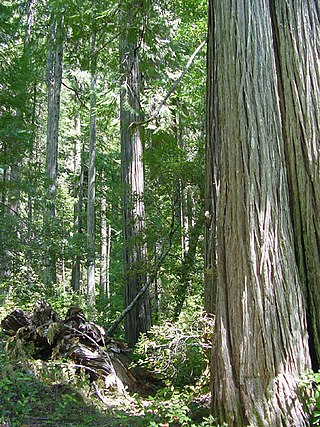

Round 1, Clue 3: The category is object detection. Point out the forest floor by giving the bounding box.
[0,334,211,427]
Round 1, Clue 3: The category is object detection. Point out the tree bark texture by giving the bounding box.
[100,196,107,296]
[87,22,97,308]
[71,111,84,293]
[206,1,312,425]
[204,0,216,317]
[44,11,63,287]
[120,6,151,346]
[269,0,320,370]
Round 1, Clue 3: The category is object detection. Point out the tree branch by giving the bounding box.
[129,39,207,129]
[61,81,89,111]
[106,208,177,338]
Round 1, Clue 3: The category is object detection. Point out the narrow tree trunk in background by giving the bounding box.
[43,11,63,288]
[270,0,320,370]
[0,165,15,286]
[100,196,107,295]
[120,5,151,346]
[87,10,97,308]
[206,1,311,425]
[173,216,203,320]
[106,224,111,318]
[71,110,84,293]
[24,0,35,46]
[100,212,111,320]
[27,84,37,246]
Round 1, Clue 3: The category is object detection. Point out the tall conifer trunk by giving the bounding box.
[44,11,63,287]
[120,4,151,346]
[206,1,313,425]
[87,3,97,308]
[71,110,84,293]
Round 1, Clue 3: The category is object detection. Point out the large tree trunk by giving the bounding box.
[43,11,63,287]
[269,0,320,370]
[206,1,312,425]
[120,4,151,346]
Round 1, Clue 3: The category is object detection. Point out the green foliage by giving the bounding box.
[0,344,102,427]
[0,351,42,426]
[140,389,215,427]
[0,335,214,426]
[134,384,228,427]
[302,371,320,426]
[134,297,207,387]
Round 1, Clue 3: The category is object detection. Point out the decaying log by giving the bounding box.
[1,308,31,336]
[1,301,158,397]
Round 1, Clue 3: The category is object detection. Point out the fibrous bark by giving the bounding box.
[71,109,84,293]
[206,1,312,425]
[87,3,97,308]
[120,4,151,346]
[270,0,320,370]
[43,11,63,287]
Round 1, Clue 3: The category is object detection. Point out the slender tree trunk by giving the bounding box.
[106,224,111,317]
[27,84,37,246]
[87,9,97,308]
[0,164,14,286]
[120,6,151,346]
[43,11,63,288]
[153,243,162,322]
[100,196,107,295]
[173,216,203,320]
[71,110,84,293]
[206,1,311,425]
[269,0,320,370]
[24,0,35,46]
[100,203,111,319]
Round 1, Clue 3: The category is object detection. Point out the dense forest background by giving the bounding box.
[0,0,206,331]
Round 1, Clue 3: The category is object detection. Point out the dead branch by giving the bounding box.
[129,39,207,129]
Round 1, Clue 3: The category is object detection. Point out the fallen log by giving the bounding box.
[1,307,31,336]
[1,301,159,397]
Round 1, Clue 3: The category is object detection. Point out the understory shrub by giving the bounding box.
[133,297,212,388]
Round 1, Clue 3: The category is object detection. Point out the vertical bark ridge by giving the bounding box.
[269,0,320,370]
[120,5,151,346]
[208,0,311,425]
[44,11,64,287]
[87,2,97,308]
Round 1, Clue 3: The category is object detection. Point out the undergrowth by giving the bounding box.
[0,297,217,427]
[0,341,215,427]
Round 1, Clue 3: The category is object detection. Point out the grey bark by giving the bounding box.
[87,10,97,308]
[100,196,107,295]
[71,112,84,293]
[106,224,112,317]
[120,6,151,346]
[206,1,312,425]
[43,11,63,287]
[100,197,111,318]
[269,0,320,370]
